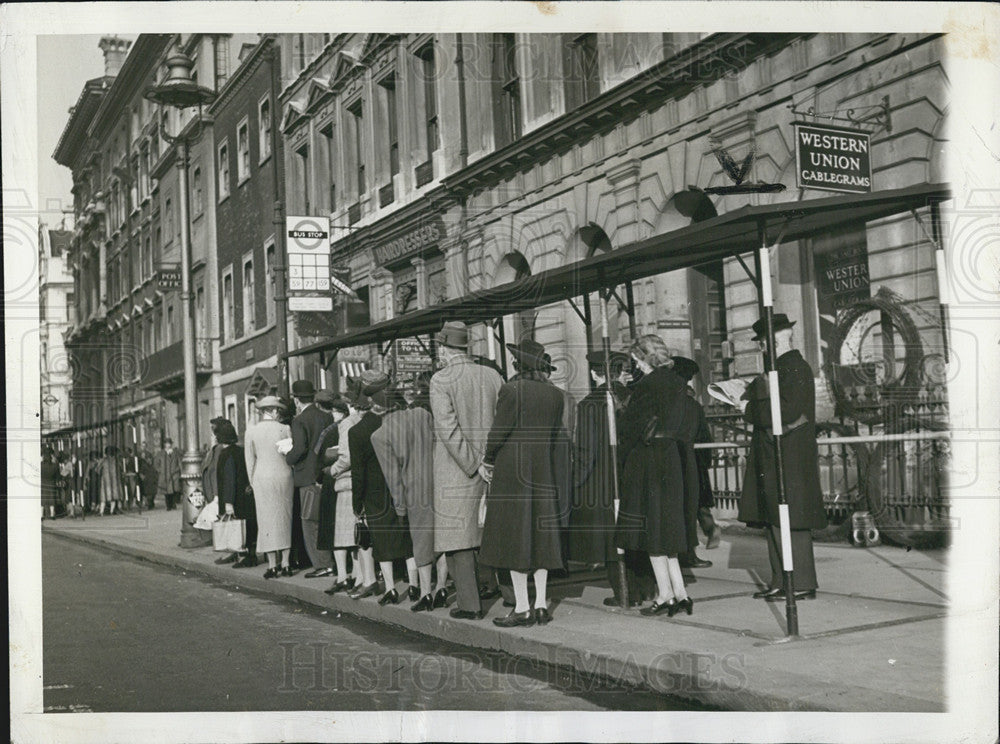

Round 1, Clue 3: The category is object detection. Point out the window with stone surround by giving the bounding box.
[217,139,230,200]
[237,117,251,184]
[258,94,272,163]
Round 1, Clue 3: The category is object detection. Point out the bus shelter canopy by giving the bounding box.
[286,182,950,359]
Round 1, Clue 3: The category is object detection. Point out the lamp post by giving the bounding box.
[145,43,216,548]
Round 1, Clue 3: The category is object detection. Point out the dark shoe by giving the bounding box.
[534,608,552,625]
[449,608,484,621]
[679,555,713,569]
[304,567,334,579]
[345,577,357,590]
[502,599,515,608]
[410,594,434,612]
[324,580,350,595]
[603,596,641,608]
[764,589,817,602]
[215,553,238,565]
[433,588,449,609]
[350,582,378,600]
[669,596,694,617]
[280,566,295,578]
[233,554,258,569]
[378,589,400,606]
[752,587,782,599]
[263,567,279,579]
[493,610,535,628]
[478,585,501,600]
[408,585,420,602]
[640,598,678,617]
[705,527,721,549]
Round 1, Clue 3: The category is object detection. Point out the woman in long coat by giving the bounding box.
[244,396,295,578]
[738,316,827,597]
[98,445,125,515]
[41,449,60,519]
[616,335,700,618]
[373,384,448,612]
[216,420,257,569]
[349,385,414,605]
[480,340,565,627]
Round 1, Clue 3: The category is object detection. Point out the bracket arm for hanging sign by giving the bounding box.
[788,95,892,136]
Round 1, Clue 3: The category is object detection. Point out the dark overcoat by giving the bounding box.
[286,404,335,488]
[692,395,716,510]
[314,421,340,551]
[615,366,700,556]
[41,458,60,508]
[738,349,827,530]
[568,385,619,564]
[218,445,252,516]
[479,375,565,572]
[349,411,413,563]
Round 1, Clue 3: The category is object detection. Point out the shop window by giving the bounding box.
[237,117,250,183]
[217,139,230,200]
[563,33,600,110]
[492,33,522,148]
[258,95,272,162]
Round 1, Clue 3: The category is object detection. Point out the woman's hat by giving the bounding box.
[506,339,554,372]
[434,321,469,350]
[255,395,285,411]
[751,313,796,341]
[359,369,390,396]
[314,389,338,407]
[670,356,700,382]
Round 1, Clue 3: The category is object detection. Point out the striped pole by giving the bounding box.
[757,222,798,638]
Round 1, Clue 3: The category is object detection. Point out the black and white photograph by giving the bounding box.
[4,2,999,743]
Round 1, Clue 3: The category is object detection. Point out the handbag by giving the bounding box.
[212,513,247,552]
[354,514,372,550]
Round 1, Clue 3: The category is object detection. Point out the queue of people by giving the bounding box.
[45,314,825,620]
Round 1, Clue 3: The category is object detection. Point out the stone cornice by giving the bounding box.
[90,34,172,141]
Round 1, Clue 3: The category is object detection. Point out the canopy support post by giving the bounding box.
[914,204,950,364]
[755,219,799,641]
[599,286,629,610]
[624,281,637,340]
[582,292,595,391]
[496,317,508,378]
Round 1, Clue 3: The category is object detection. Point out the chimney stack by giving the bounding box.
[98,36,132,77]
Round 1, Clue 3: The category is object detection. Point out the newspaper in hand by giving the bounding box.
[275,437,294,456]
[707,378,752,410]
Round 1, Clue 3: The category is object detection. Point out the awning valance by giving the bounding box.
[286,182,951,359]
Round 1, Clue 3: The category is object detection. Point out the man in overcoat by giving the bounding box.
[739,314,827,600]
[285,379,336,578]
[156,438,182,511]
[429,321,503,620]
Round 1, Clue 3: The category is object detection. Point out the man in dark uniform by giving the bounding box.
[285,379,336,578]
[671,356,721,569]
[739,314,827,601]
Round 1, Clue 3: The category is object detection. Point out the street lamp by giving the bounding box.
[145,43,216,548]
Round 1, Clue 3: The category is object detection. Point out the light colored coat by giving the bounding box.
[244,418,294,553]
[430,354,502,553]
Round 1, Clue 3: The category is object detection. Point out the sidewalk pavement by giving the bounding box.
[43,508,948,712]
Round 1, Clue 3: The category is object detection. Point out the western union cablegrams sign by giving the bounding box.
[795,123,872,194]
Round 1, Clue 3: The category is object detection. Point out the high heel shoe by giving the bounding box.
[378,588,400,606]
[324,580,350,595]
[533,607,552,625]
[493,609,535,628]
[432,588,449,609]
[669,596,694,617]
[640,598,677,617]
[408,585,420,602]
[263,567,279,579]
[410,594,434,612]
[349,582,377,600]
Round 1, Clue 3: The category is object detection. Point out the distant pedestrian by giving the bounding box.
[244,396,295,579]
[616,335,699,619]
[57,451,73,512]
[98,445,126,515]
[138,447,158,509]
[480,339,565,628]
[429,322,503,621]
[41,447,60,519]
[739,314,826,602]
[156,438,182,511]
[86,450,102,512]
[122,447,140,510]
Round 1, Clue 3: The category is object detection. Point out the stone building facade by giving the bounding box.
[277,32,947,408]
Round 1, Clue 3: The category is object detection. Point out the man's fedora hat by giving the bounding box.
[506,339,554,372]
[434,321,469,350]
[291,380,316,398]
[670,356,700,382]
[751,313,795,341]
[359,369,391,396]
